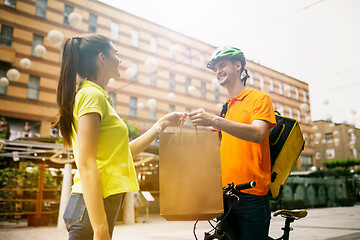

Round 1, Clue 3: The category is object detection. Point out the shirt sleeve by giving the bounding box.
[252,94,277,129]
[76,87,107,119]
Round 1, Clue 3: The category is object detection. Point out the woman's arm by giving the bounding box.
[129,112,187,157]
[77,113,110,240]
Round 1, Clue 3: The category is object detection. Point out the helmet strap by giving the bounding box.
[241,68,249,87]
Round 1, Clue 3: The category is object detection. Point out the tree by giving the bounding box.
[121,118,140,140]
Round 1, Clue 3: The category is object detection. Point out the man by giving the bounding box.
[189,46,276,240]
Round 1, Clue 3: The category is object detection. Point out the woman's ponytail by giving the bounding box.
[56,37,80,147]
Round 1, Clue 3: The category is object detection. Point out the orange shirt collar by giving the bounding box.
[227,88,252,103]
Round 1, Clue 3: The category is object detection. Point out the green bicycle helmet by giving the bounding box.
[207,46,245,71]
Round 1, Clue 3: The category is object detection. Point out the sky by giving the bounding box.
[100,0,360,128]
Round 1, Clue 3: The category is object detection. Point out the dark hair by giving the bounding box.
[55,34,112,147]
[229,54,249,87]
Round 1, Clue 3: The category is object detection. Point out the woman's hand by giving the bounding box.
[157,112,187,130]
[129,112,188,156]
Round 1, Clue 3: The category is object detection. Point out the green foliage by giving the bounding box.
[324,158,360,198]
[0,162,62,222]
[122,118,140,140]
[324,158,360,170]
[324,158,360,178]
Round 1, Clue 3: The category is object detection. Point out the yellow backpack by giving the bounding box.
[268,113,305,200]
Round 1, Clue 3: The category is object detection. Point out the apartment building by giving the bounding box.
[0,0,314,172]
[313,120,360,168]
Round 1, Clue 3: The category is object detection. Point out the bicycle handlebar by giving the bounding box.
[223,181,256,195]
[234,181,256,191]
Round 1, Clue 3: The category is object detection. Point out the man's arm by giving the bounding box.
[189,109,269,143]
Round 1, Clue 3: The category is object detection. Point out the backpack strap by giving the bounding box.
[220,102,228,118]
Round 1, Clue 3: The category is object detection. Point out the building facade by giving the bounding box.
[313,120,360,168]
[0,0,314,172]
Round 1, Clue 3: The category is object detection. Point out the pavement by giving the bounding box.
[1,205,360,240]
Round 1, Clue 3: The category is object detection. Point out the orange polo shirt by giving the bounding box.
[220,88,276,196]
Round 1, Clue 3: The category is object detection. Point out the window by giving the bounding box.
[169,73,175,91]
[131,29,139,48]
[303,90,307,103]
[259,74,264,91]
[168,42,174,59]
[350,132,356,141]
[248,71,254,85]
[326,148,335,159]
[0,70,7,95]
[59,47,63,63]
[215,88,220,102]
[27,76,40,100]
[149,107,156,120]
[4,0,16,8]
[110,22,119,41]
[169,105,175,113]
[31,34,44,57]
[315,152,320,160]
[300,155,312,171]
[63,5,73,26]
[185,48,191,64]
[89,14,97,33]
[279,81,283,95]
[201,82,206,99]
[130,63,138,82]
[325,133,333,142]
[185,108,191,126]
[288,107,293,118]
[199,54,205,69]
[0,25,14,47]
[185,77,191,95]
[35,0,47,18]
[297,109,301,122]
[287,85,292,98]
[129,96,137,117]
[295,88,299,100]
[352,148,357,158]
[305,112,309,124]
[150,35,157,54]
[269,78,274,92]
[150,71,157,87]
[108,92,116,108]
[279,104,284,115]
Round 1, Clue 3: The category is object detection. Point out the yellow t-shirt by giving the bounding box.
[220,89,276,196]
[71,80,139,198]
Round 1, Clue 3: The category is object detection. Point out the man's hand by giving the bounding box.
[188,109,218,127]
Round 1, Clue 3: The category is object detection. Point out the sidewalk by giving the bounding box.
[1,205,360,240]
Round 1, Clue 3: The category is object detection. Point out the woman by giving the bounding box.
[56,34,186,240]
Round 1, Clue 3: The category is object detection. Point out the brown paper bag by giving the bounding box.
[159,131,224,221]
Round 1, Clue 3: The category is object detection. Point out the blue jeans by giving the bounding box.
[63,193,125,240]
[220,192,271,240]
